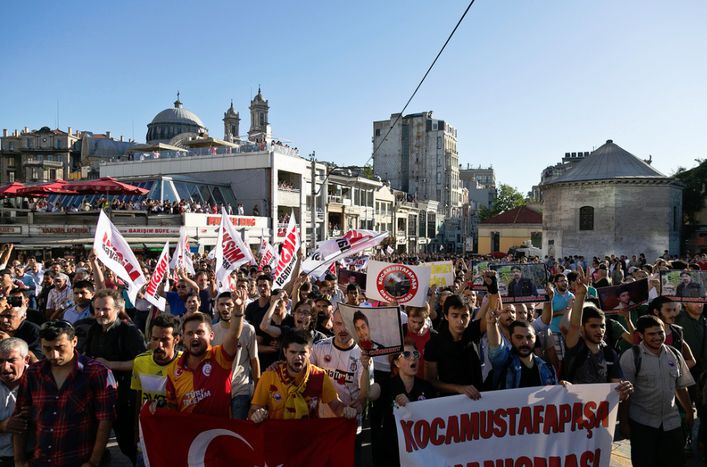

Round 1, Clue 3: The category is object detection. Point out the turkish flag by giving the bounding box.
[140,407,356,467]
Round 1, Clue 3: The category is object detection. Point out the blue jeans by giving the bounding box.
[231,394,251,420]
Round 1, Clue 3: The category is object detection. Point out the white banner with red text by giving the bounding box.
[394,384,619,467]
[170,226,195,275]
[365,260,431,307]
[273,211,299,288]
[144,242,169,311]
[301,230,388,277]
[214,207,254,293]
[93,210,146,304]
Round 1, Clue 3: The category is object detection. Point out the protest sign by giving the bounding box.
[395,384,619,467]
[338,269,366,290]
[273,212,299,288]
[487,263,548,303]
[337,303,403,356]
[214,208,254,293]
[144,242,169,311]
[660,270,707,303]
[93,210,146,304]
[427,261,454,287]
[257,236,278,271]
[169,226,195,275]
[365,260,431,307]
[597,278,649,312]
[140,406,355,467]
[301,229,388,277]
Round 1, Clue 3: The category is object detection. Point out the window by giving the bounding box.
[579,206,594,231]
[375,128,381,137]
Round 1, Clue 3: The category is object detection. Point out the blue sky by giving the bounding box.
[2,1,706,194]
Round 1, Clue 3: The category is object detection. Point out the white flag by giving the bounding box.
[273,211,300,288]
[301,229,388,277]
[93,210,146,304]
[386,245,394,255]
[258,236,278,271]
[214,208,254,293]
[145,242,169,311]
[170,226,195,275]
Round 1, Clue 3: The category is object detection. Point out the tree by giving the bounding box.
[479,184,526,220]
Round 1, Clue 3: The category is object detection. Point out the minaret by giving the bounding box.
[248,86,270,144]
[223,100,240,142]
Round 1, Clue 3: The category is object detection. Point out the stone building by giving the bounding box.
[146,94,209,144]
[0,127,79,183]
[541,140,682,260]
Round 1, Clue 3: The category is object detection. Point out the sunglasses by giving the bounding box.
[400,350,420,360]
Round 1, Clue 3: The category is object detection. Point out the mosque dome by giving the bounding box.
[146,95,208,144]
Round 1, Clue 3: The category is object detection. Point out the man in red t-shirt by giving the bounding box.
[165,290,245,417]
[403,304,436,380]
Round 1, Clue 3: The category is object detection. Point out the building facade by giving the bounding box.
[0,127,80,183]
[372,112,461,215]
[541,140,683,260]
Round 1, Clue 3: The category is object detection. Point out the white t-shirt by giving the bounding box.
[310,337,373,419]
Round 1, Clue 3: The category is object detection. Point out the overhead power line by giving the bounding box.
[366,0,477,167]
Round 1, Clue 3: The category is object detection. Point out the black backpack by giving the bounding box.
[562,342,618,383]
[632,344,681,377]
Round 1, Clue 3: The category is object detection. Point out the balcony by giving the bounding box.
[277,188,300,207]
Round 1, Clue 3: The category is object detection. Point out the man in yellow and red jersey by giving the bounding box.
[165,290,244,417]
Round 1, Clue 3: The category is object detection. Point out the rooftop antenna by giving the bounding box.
[56,98,59,129]
[131,118,134,142]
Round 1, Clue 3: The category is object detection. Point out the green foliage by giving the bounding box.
[478,184,527,220]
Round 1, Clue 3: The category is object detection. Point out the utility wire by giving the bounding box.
[366,0,477,167]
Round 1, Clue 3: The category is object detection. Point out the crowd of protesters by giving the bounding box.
[0,240,704,466]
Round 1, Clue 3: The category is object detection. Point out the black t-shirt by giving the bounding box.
[85,320,146,387]
[245,299,270,332]
[246,299,281,368]
[564,339,623,384]
[13,320,42,358]
[519,362,541,388]
[424,320,482,392]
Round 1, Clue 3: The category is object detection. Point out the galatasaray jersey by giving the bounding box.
[165,345,235,417]
[131,350,182,405]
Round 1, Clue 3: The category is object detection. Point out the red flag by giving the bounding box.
[140,407,355,467]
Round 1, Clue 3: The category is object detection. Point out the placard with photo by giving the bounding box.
[597,278,649,312]
[338,269,367,290]
[660,270,707,303]
[487,263,549,303]
[337,303,403,357]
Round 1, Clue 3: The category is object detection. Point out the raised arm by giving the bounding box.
[89,249,106,290]
[223,288,245,356]
[565,272,588,349]
[260,295,284,338]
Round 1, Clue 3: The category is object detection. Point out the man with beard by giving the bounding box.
[507,266,534,298]
[165,289,245,417]
[84,289,146,464]
[676,271,705,299]
[562,279,633,399]
[211,292,260,420]
[486,303,557,389]
[249,329,357,422]
[131,313,181,467]
[0,338,30,466]
[549,273,575,364]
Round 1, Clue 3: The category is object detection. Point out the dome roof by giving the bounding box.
[150,98,205,128]
[545,140,666,185]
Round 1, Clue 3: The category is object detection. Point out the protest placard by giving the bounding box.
[597,278,649,312]
[337,303,403,356]
[427,260,454,287]
[487,263,548,303]
[660,270,707,303]
[365,260,431,307]
[395,384,619,467]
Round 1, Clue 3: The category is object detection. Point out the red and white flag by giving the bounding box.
[214,207,254,292]
[301,229,388,277]
[144,242,169,311]
[273,211,299,288]
[93,210,146,303]
[170,226,195,275]
[257,235,278,271]
[140,407,355,467]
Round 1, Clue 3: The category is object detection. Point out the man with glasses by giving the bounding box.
[0,301,41,360]
[13,320,117,467]
[160,274,195,317]
[84,289,146,465]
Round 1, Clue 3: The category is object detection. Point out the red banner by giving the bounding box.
[140,407,356,467]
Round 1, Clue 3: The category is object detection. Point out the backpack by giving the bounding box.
[632,344,681,377]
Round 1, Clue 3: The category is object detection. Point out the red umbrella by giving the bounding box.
[17,179,78,196]
[68,177,149,196]
[0,181,26,198]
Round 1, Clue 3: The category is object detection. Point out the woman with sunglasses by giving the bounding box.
[376,341,437,466]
